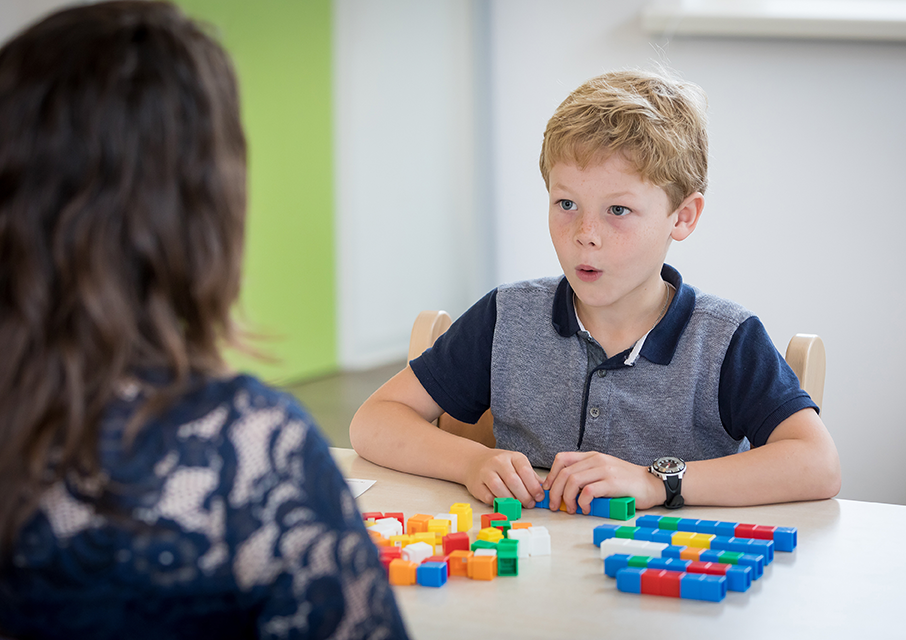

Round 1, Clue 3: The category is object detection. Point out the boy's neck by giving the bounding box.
[574,279,674,358]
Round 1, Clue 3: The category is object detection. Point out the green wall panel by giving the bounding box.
[177,0,336,384]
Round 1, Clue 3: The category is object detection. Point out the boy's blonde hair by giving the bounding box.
[540,69,709,211]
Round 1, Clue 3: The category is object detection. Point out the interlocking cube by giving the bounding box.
[417,561,448,587]
[506,529,531,558]
[401,541,434,565]
[467,554,497,580]
[442,531,470,555]
[494,497,522,521]
[450,503,473,532]
[388,559,418,586]
[528,526,550,556]
[448,550,473,577]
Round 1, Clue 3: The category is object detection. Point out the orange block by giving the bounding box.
[480,513,507,529]
[407,514,433,535]
[679,547,705,561]
[388,559,418,586]
[511,522,532,530]
[449,550,473,577]
[369,530,391,546]
[467,555,497,581]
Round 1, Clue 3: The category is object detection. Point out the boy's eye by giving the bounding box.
[558,199,578,211]
[609,205,630,216]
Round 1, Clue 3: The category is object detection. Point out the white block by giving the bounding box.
[474,548,498,557]
[374,517,403,537]
[599,538,668,560]
[528,526,551,556]
[507,529,531,558]
[401,541,434,565]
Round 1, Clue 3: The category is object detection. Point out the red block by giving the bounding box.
[425,555,451,576]
[481,513,508,529]
[688,561,728,576]
[443,531,471,555]
[362,512,383,522]
[641,569,681,598]
[379,546,402,573]
[735,523,776,540]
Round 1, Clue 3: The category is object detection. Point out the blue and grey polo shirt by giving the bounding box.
[411,265,818,469]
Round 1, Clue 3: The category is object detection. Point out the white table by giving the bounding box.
[332,448,905,639]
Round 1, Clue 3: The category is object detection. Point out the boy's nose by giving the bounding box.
[575,217,601,247]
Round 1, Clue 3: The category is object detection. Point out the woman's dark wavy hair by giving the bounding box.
[0,1,247,554]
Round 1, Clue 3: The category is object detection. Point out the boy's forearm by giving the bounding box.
[349,397,489,486]
[681,410,841,507]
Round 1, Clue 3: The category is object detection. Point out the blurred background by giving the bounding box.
[2,0,904,505]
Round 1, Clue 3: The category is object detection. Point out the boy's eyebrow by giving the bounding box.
[549,183,637,201]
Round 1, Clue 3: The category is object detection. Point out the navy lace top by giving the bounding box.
[0,375,409,640]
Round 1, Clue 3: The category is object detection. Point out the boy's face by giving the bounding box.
[548,154,688,320]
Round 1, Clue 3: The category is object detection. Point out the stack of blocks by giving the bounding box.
[594,514,798,602]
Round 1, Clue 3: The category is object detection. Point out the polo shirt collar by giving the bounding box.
[550,264,694,366]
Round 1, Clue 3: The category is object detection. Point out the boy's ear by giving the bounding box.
[671,192,704,241]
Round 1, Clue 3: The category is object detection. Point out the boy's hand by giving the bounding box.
[464,449,545,508]
[543,451,665,512]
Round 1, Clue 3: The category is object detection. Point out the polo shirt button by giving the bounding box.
[589,407,600,418]
[597,369,607,378]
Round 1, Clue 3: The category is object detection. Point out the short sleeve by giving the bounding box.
[409,288,497,423]
[718,317,819,447]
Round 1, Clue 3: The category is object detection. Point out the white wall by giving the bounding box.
[336,0,906,506]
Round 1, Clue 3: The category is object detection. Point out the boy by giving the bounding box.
[350,70,840,513]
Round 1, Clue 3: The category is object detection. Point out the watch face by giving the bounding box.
[653,456,686,474]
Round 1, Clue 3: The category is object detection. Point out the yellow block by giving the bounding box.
[672,531,715,548]
[450,503,474,532]
[477,527,504,543]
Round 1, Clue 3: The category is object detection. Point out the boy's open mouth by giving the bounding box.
[576,265,602,282]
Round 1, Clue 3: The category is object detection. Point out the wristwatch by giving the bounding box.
[649,456,686,509]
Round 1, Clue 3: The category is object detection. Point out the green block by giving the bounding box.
[609,497,636,520]
[471,540,498,551]
[628,555,652,568]
[492,521,512,535]
[659,516,681,531]
[498,539,519,556]
[498,556,519,577]
[494,497,522,521]
[718,551,743,564]
[615,526,639,539]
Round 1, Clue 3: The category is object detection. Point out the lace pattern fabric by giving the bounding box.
[0,375,408,640]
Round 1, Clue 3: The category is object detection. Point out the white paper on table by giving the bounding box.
[346,478,376,498]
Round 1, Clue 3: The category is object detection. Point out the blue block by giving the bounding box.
[733,553,765,579]
[650,530,675,545]
[680,573,726,602]
[416,562,448,588]
[711,537,774,564]
[699,549,722,563]
[635,515,662,529]
[725,565,752,592]
[604,553,632,577]
[773,527,797,552]
[715,521,738,537]
[615,567,644,594]
[662,545,685,560]
[648,557,690,573]
[593,524,620,546]
[589,497,611,518]
[535,490,550,510]
[695,520,721,535]
[633,527,656,541]
[677,518,700,532]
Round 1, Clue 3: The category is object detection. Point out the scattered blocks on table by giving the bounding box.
[417,561,449,587]
[494,497,523,521]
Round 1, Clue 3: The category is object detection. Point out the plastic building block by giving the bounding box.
[448,550,473,577]
[600,538,668,560]
[362,511,383,523]
[388,559,418,586]
[478,527,504,543]
[474,548,498,557]
[442,531,470,555]
[435,513,458,534]
[407,514,433,535]
[389,534,413,548]
[416,561,448,587]
[535,490,550,509]
[379,546,402,572]
[481,513,508,529]
[616,566,643,593]
[427,518,450,538]
[374,517,403,537]
[609,497,636,520]
[425,555,451,575]
[615,526,638,539]
[368,530,391,547]
[681,572,727,602]
[467,555,497,580]
[450,503,473,532]
[528,526,551,556]
[593,524,620,546]
[589,497,611,518]
[710,537,774,564]
[492,521,512,537]
[401,541,434,565]
[471,539,498,551]
[642,569,682,598]
[636,515,796,551]
[384,512,405,529]
[494,497,522,521]
[511,522,532,530]
[615,567,726,602]
[506,529,531,558]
